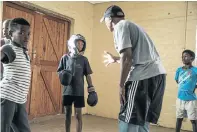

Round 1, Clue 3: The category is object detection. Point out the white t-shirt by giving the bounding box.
[113,20,166,81]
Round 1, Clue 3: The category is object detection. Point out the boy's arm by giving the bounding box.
[86,75,95,92]
[84,57,95,92]
[1,45,16,64]
[57,56,64,73]
[175,68,179,84]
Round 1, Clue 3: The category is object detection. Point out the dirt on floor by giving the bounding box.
[30,114,189,132]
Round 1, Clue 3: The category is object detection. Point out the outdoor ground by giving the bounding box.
[30,115,190,132]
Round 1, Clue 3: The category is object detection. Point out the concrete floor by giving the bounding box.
[30,114,189,132]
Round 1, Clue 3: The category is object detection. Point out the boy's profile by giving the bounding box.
[175,50,197,132]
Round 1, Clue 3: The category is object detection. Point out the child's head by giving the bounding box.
[182,49,195,65]
[76,39,84,52]
[75,34,86,52]
[2,19,11,39]
[9,18,30,48]
[68,34,86,56]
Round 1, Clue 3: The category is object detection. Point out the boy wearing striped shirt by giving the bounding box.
[0,18,31,132]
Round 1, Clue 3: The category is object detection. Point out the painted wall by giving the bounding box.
[89,1,197,131]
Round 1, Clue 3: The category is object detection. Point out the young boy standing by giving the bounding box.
[175,50,197,132]
[57,34,97,132]
[0,18,31,132]
[1,19,11,80]
[1,19,12,46]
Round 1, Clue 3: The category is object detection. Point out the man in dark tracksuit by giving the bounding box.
[101,5,166,131]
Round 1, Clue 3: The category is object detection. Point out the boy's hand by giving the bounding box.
[88,86,95,93]
[103,51,116,67]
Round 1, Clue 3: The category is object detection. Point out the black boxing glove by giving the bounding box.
[87,86,98,107]
[58,69,72,86]
[1,45,16,64]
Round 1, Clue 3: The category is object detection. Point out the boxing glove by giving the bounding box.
[87,86,98,107]
[58,69,72,86]
[1,45,16,64]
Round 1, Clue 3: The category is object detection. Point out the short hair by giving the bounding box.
[182,49,195,60]
[9,18,30,32]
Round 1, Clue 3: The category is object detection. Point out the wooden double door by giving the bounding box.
[3,2,70,119]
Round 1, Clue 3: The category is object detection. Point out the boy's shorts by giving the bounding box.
[63,95,85,108]
[176,99,197,120]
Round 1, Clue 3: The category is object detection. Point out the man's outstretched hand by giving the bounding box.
[103,51,116,67]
